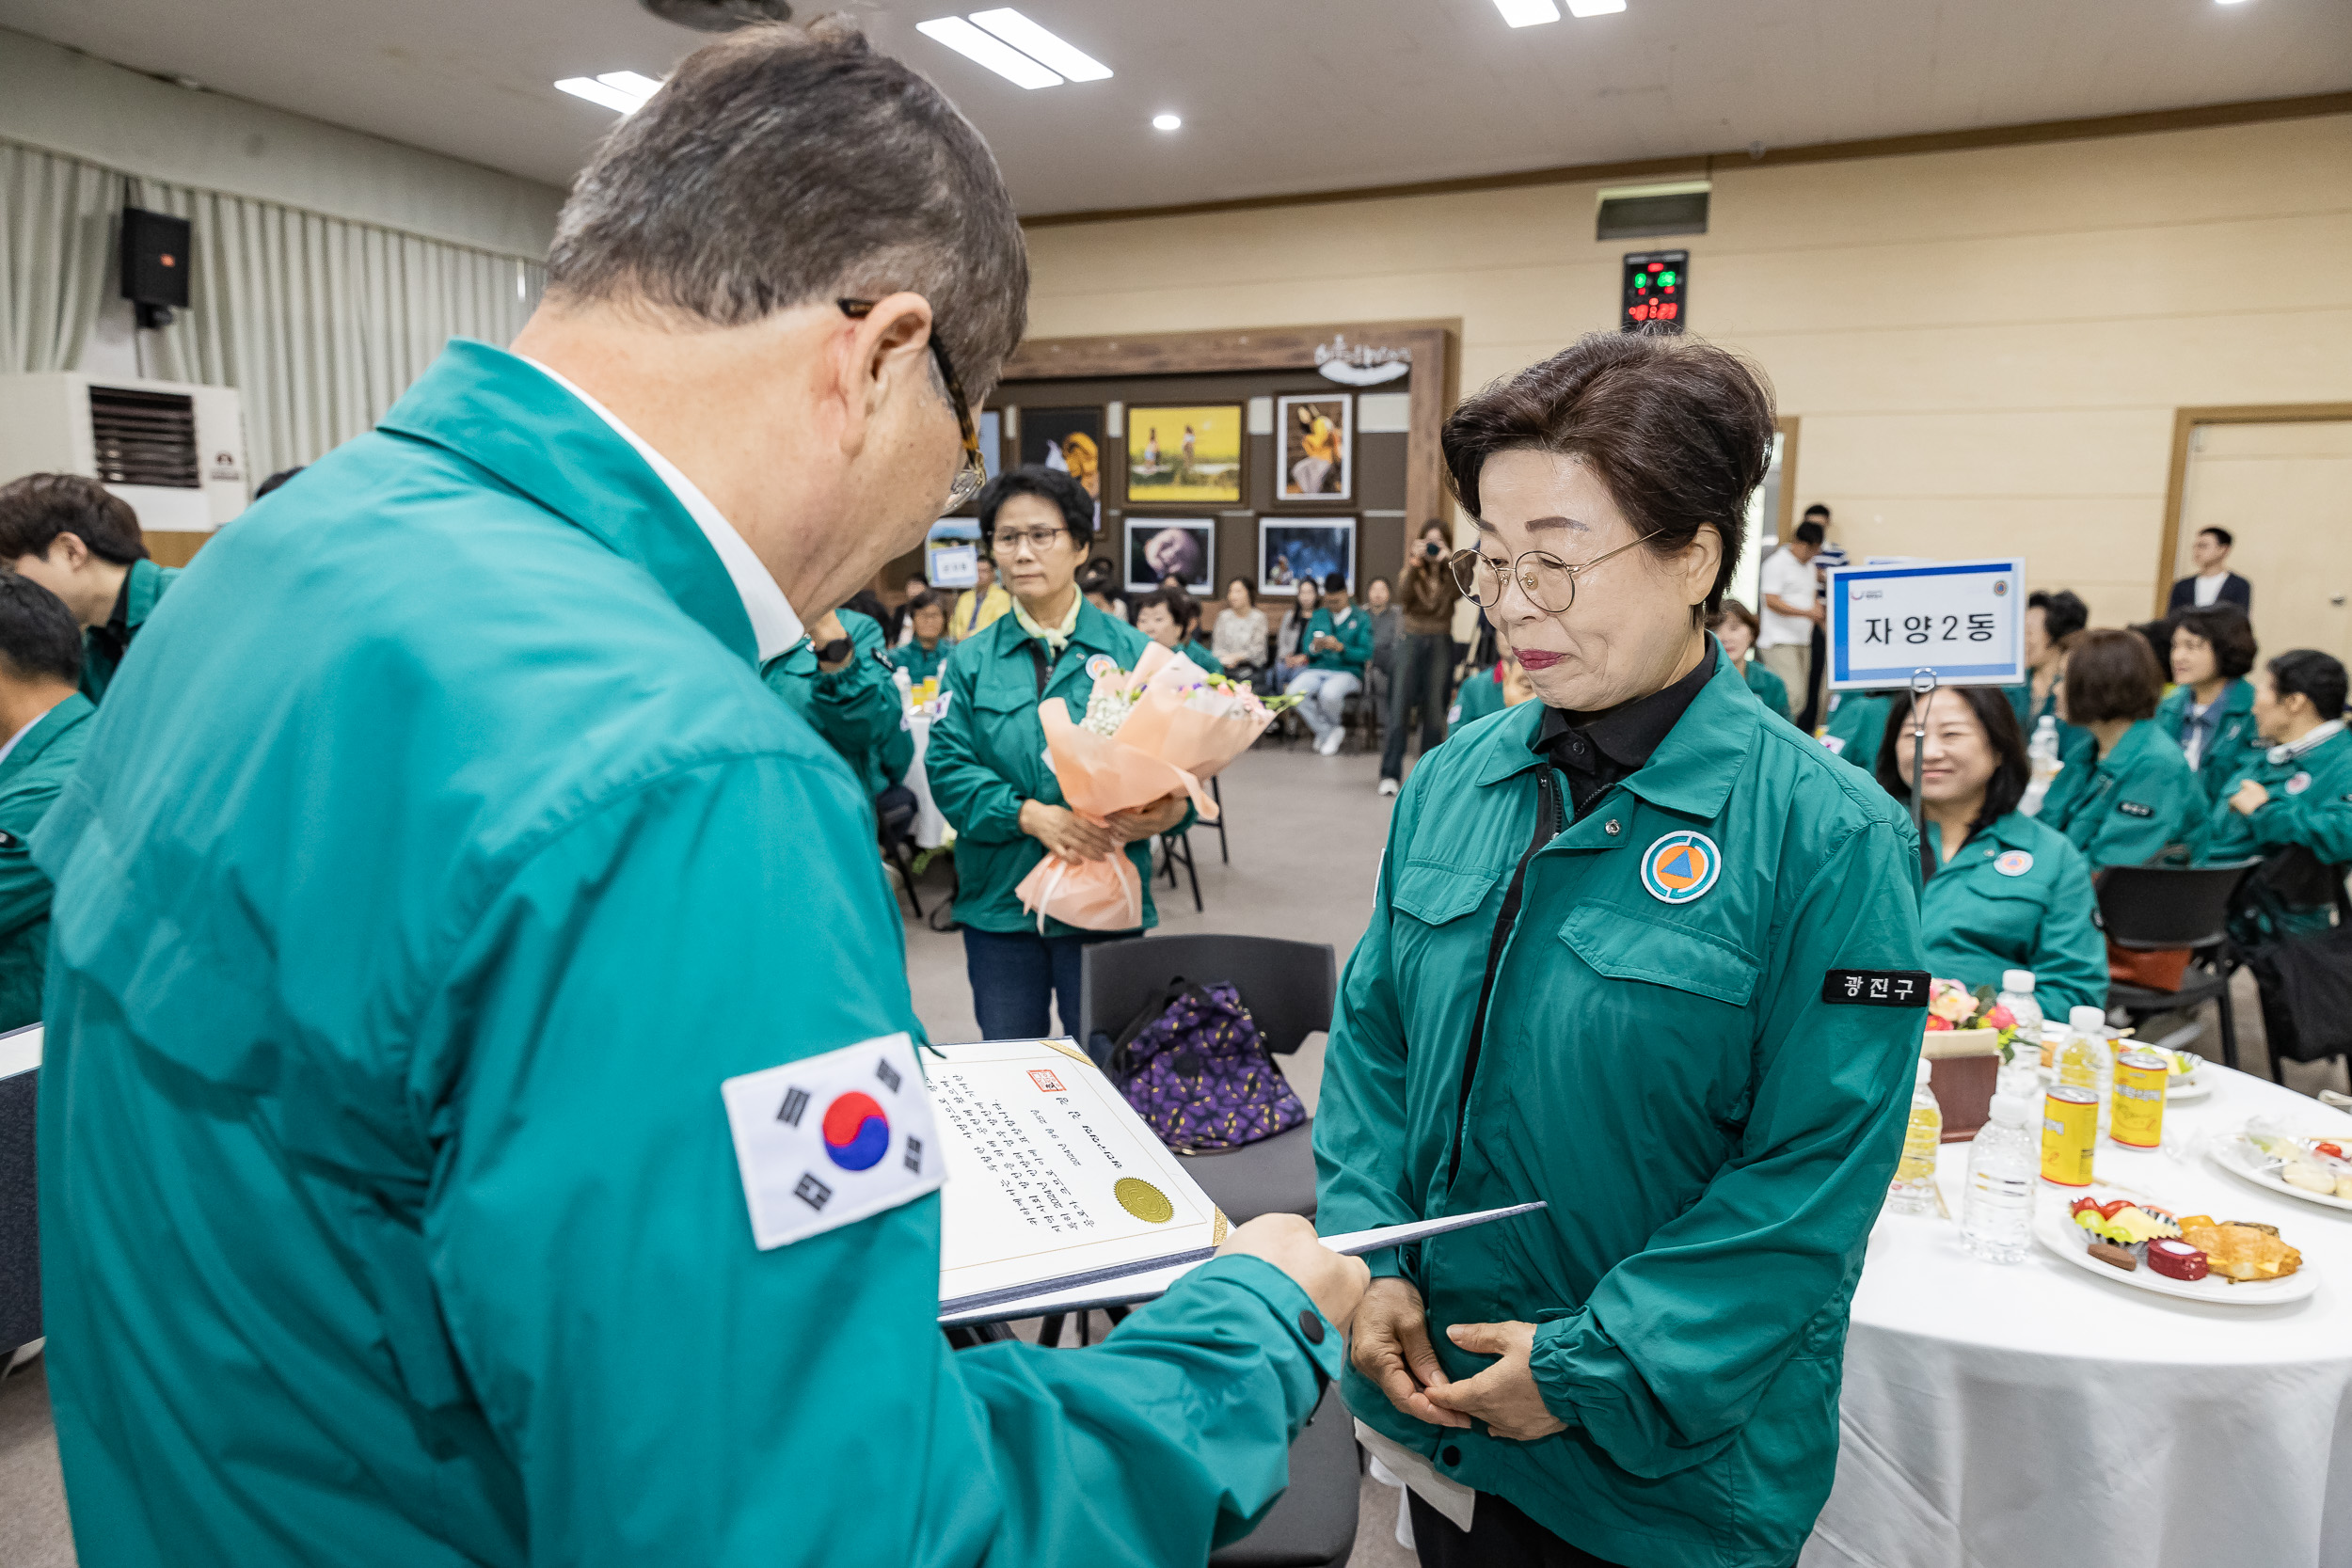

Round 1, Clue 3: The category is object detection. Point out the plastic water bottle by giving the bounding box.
[892,664,914,706]
[2058,1005,2114,1141]
[1994,970,2045,1099]
[2019,715,2063,816]
[1887,1058,1943,1215]
[1960,1091,2040,1263]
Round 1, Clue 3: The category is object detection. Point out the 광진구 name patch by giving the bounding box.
[2118,800,2154,818]
[1822,970,1931,1007]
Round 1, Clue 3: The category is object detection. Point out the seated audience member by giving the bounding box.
[1274,576,1321,692]
[0,472,179,702]
[2199,649,2351,942]
[1133,587,1224,674]
[2007,588,2094,773]
[947,553,1011,641]
[1363,575,1401,705]
[1875,686,2106,1016]
[2167,524,2251,614]
[0,575,96,1029]
[1079,556,1128,623]
[1287,572,1371,757]
[761,605,912,806]
[1712,598,1792,721]
[1820,688,1897,768]
[2042,627,2205,871]
[1210,577,1269,685]
[1448,645,1534,735]
[2158,606,2261,800]
[890,592,950,686]
[889,569,930,644]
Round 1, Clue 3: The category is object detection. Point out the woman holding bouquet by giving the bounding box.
[928,467,1192,1038]
[1315,332,1927,1568]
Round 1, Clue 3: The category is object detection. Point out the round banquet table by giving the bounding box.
[1801,1063,2352,1568]
[903,705,947,850]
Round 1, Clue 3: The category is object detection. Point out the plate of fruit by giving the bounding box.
[2214,1122,2352,1211]
[2154,1048,2210,1103]
[2034,1191,2314,1305]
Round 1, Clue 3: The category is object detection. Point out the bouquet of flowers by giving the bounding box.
[1925,977,2021,1053]
[1016,642,1294,930]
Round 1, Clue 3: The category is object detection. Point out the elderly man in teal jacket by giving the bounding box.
[0,574,96,1028]
[35,23,1360,1568]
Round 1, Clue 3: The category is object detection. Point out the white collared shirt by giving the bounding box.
[520,356,803,664]
[0,711,42,772]
[2267,719,2344,767]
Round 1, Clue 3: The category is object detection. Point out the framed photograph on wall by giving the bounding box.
[1259,517,1357,596]
[1125,517,1215,595]
[1022,407,1103,505]
[1276,393,1351,501]
[1127,404,1244,506]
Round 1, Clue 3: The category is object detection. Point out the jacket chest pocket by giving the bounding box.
[1548,903,1763,1123]
[970,687,1051,799]
[1950,883,2045,955]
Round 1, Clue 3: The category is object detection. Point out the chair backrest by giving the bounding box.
[1078,934,1337,1058]
[2096,860,2260,950]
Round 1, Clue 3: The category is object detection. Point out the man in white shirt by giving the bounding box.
[1757,518,1826,705]
[2167,526,2252,614]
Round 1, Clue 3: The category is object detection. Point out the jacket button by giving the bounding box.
[1604,819,1620,835]
[1441,1446,1462,1466]
[1297,1309,1326,1345]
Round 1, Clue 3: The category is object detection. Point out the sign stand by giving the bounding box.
[1906,667,1939,847]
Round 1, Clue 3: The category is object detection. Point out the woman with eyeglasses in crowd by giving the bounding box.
[2157,605,2262,802]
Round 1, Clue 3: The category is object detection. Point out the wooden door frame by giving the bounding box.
[2157,402,2352,618]
[1773,415,1802,545]
[997,319,1461,533]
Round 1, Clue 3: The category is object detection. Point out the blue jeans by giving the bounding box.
[962,927,1120,1039]
[1285,667,1359,741]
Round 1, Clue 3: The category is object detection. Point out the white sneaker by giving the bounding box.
[1316,728,1344,756]
[1377,777,1398,797]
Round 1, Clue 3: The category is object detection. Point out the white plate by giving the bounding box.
[2212,1138,2352,1212]
[2167,1075,2213,1104]
[2034,1201,2317,1306]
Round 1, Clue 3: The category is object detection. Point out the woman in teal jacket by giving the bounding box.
[889,590,950,686]
[926,467,1190,1037]
[1820,687,1895,768]
[1131,586,1226,675]
[1875,686,2106,1016]
[1318,335,1927,1568]
[2157,605,2262,803]
[1711,598,1791,721]
[2200,649,2352,941]
[2005,588,2096,782]
[2044,627,2208,870]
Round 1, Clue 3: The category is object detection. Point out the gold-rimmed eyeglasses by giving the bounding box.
[1448,534,1648,615]
[837,297,987,515]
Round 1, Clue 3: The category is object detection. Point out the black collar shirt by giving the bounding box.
[1534,641,1720,820]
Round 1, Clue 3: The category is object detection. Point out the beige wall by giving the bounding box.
[1024,114,2352,633]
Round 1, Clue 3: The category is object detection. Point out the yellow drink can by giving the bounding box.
[2041,1085,2098,1186]
[2110,1050,2168,1148]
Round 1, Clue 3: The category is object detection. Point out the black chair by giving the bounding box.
[2096,861,2260,1072]
[1,1025,40,1373]
[1199,773,1229,864]
[1078,934,1336,1224]
[1208,1385,1360,1567]
[876,784,924,919]
[1158,830,1204,914]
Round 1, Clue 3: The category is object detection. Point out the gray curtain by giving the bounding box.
[1,137,545,483]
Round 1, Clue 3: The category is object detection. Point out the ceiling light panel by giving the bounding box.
[1493,0,1562,25]
[968,9,1112,81]
[1566,0,1628,15]
[555,76,651,114]
[916,16,1064,88]
[1152,114,1182,131]
[596,71,664,99]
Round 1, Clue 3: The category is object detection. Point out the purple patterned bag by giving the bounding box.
[1108,980,1307,1153]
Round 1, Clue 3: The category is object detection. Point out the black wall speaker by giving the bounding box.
[120,206,192,328]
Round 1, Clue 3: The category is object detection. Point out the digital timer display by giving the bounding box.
[1621,249,1688,333]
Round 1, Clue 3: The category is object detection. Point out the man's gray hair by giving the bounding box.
[548,17,1027,395]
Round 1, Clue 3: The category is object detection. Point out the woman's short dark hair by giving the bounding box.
[1224,576,1255,606]
[976,465,1094,548]
[1130,587,1190,635]
[2028,589,2088,642]
[1712,598,1760,641]
[907,589,948,621]
[0,473,150,564]
[2062,627,2165,724]
[1875,686,2029,824]
[2169,606,2258,681]
[0,573,86,685]
[1439,330,1774,618]
[2268,649,2349,720]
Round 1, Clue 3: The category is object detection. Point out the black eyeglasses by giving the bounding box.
[838,298,986,515]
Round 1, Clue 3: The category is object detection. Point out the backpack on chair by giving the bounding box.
[1105,978,1307,1153]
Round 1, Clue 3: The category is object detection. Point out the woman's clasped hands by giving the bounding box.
[1351,1277,1566,1442]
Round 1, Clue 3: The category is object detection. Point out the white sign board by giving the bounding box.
[1825,558,2026,690]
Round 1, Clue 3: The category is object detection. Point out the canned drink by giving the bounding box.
[2110,1050,2169,1148]
[2042,1085,2098,1186]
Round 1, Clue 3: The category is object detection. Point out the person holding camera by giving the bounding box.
[1378,519,1462,796]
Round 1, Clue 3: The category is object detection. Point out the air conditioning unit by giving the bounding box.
[0,372,248,533]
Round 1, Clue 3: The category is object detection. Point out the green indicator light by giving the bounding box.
[1661,272,1677,286]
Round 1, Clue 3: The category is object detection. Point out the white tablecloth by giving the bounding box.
[904,707,947,850]
[1803,1065,2352,1568]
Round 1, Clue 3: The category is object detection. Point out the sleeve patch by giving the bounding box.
[1821,969,1931,1007]
[720,1031,943,1251]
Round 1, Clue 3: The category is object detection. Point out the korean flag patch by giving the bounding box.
[721,1031,943,1251]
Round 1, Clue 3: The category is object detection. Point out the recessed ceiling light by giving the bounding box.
[1152,113,1182,132]
[555,72,660,114]
[1493,0,1561,24]
[916,16,1063,88]
[1566,0,1628,13]
[968,9,1112,81]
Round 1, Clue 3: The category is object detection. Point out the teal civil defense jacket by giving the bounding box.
[2156,677,2262,805]
[1182,638,1226,677]
[2198,723,2352,940]
[2041,717,2207,871]
[1740,657,1791,722]
[1819,689,1893,768]
[2004,678,2095,783]
[1305,605,1372,675]
[0,693,92,1029]
[892,637,949,685]
[1449,667,1504,735]
[34,341,1339,1568]
[761,606,913,800]
[926,601,1180,938]
[1920,809,2107,1017]
[80,557,179,702]
[1315,651,1928,1568]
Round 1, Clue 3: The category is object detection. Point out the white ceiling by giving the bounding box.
[3,0,2346,216]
